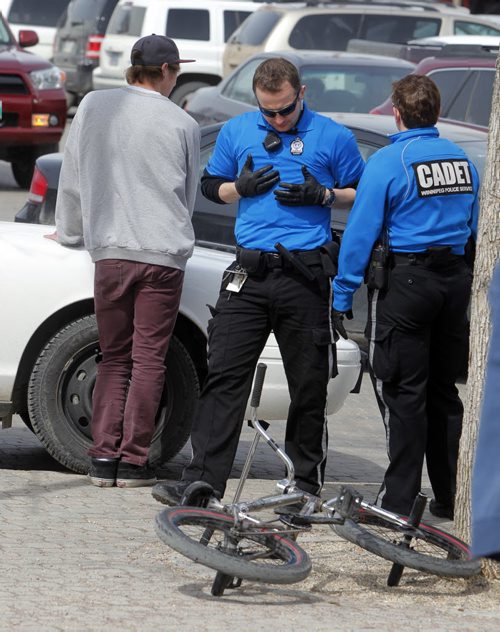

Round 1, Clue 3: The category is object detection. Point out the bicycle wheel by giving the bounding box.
[332,508,481,578]
[155,507,311,584]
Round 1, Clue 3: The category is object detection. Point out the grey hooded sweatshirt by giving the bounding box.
[55,85,200,271]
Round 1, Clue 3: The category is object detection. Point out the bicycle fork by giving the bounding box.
[386,492,428,587]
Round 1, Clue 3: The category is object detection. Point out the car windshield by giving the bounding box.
[0,16,13,44]
[67,0,115,23]
[229,10,281,45]
[302,64,412,113]
[8,0,71,27]
[107,2,145,36]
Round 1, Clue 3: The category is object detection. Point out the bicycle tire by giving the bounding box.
[155,507,311,584]
[332,509,481,578]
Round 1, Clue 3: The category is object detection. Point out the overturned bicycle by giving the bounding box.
[153,364,480,597]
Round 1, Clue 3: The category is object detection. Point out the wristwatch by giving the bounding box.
[323,187,336,207]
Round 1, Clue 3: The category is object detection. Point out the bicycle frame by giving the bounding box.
[208,367,411,532]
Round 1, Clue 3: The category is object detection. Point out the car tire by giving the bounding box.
[171,81,209,109]
[27,315,199,474]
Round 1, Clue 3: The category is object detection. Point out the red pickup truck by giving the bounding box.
[0,12,66,188]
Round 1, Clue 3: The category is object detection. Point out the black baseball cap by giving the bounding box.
[131,34,195,66]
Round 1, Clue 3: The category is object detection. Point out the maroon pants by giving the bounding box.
[88,259,184,465]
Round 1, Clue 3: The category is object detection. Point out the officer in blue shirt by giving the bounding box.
[333,74,480,518]
[153,57,364,505]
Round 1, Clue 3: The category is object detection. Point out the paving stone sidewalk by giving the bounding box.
[1,378,499,631]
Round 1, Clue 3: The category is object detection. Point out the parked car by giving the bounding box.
[0,218,362,474]
[92,0,259,107]
[15,115,487,350]
[223,0,500,76]
[52,0,120,108]
[185,49,415,126]
[370,44,497,129]
[0,11,67,188]
[0,0,71,60]
[346,32,499,62]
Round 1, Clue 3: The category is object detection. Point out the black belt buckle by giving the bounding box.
[264,252,282,269]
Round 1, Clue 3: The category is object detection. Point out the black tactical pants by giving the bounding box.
[183,259,336,497]
[367,254,472,515]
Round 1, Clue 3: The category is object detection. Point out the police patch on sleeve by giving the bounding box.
[413,160,474,197]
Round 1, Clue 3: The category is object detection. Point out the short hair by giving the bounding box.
[125,63,179,86]
[252,57,301,94]
[391,74,441,128]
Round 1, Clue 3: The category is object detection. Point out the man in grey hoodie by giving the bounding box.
[54,34,200,488]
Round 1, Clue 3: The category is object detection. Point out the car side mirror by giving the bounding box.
[18,30,39,48]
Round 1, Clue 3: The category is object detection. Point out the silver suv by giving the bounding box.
[223,0,500,75]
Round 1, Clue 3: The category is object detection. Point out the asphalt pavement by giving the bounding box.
[2,375,500,631]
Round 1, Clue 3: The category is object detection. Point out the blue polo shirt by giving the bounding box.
[205,103,365,252]
[333,126,480,311]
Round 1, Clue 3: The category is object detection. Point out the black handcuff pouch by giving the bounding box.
[236,247,266,277]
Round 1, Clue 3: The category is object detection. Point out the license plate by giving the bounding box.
[108,52,121,66]
[62,39,75,53]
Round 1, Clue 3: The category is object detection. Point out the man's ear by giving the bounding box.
[393,105,402,129]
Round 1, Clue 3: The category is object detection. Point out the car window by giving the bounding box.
[8,0,71,27]
[468,70,494,127]
[229,10,281,45]
[302,64,411,113]
[447,70,493,128]
[427,68,467,112]
[167,9,209,41]
[454,20,500,35]
[221,57,261,105]
[224,10,251,42]
[67,0,112,22]
[361,15,440,43]
[289,14,361,51]
[357,139,385,161]
[0,15,12,43]
[107,2,145,36]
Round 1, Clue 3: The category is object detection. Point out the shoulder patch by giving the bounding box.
[413,160,474,197]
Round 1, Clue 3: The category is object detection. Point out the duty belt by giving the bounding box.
[390,249,464,268]
[236,246,323,270]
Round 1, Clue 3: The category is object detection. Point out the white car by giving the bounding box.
[0,221,362,474]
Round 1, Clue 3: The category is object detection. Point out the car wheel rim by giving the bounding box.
[59,341,170,442]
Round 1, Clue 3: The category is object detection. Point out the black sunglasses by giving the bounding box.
[257,92,300,118]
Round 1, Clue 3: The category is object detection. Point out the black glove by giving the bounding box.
[235,153,280,198]
[332,309,353,340]
[274,165,326,206]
